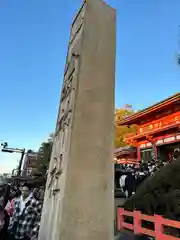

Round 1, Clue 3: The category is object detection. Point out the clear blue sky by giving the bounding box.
[0,0,180,172]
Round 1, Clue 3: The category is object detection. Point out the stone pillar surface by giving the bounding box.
[38,0,116,239]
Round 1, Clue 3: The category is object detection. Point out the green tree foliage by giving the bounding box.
[115,105,137,148]
[32,133,54,178]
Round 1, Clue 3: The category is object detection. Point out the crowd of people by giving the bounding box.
[0,183,44,240]
[119,159,168,198]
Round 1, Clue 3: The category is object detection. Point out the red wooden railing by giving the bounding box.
[117,207,180,240]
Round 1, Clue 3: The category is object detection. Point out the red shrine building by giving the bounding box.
[118,93,180,163]
[114,146,138,165]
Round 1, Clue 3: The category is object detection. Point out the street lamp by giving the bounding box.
[1,142,25,176]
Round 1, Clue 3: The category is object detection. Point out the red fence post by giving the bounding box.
[134,210,141,235]
[154,214,164,240]
[117,208,124,231]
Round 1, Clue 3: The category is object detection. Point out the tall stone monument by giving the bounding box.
[38,0,116,239]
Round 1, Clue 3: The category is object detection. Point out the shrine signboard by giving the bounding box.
[138,111,180,135]
[139,134,180,149]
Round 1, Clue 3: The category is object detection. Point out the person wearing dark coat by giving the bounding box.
[2,185,10,208]
[0,196,9,240]
[125,172,136,198]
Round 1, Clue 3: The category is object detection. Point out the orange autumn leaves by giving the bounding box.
[114,106,137,148]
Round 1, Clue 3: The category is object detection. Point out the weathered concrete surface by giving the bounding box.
[39,0,116,239]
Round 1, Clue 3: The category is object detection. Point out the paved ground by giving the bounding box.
[114,197,126,235]
[115,230,136,240]
[114,200,152,240]
[115,232,152,239]
[115,198,126,207]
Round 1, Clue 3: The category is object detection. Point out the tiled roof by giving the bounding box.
[118,92,180,126]
[114,146,136,154]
